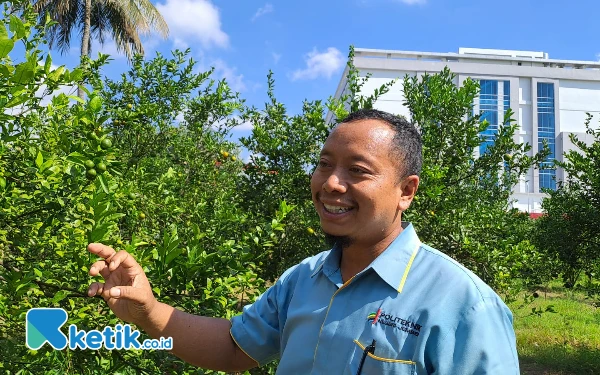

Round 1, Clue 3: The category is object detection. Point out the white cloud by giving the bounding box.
[272,52,282,64]
[252,3,274,22]
[211,116,254,132]
[156,0,229,49]
[236,121,254,131]
[213,59,247,92]
[291,47,345,81]
[37,85,77,107]
[397,0,426,4]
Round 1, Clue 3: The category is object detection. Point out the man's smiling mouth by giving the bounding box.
[323,204,353,214]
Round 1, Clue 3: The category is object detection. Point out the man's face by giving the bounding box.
[310,119,415,246]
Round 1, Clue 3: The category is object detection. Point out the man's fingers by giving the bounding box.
[87,282,105,297]
[89,260,110,279]
[106,286,147,304]
[87,243,117,261]
[107,250,139,272]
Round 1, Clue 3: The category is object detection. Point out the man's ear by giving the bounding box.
[398,175,420,212]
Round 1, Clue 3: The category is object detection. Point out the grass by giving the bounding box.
[509,281,600,375]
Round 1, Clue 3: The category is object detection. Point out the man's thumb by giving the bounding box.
[109,286,145,303]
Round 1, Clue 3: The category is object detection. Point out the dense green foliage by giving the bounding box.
[534,114,600,288]
[0,3,577,374]
[0,3,283,373]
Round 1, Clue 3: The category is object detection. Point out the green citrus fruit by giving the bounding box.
[100,138,112,150]
[96,162,107,173]
[138,212,146,219]
[84,160,95,169]
[86,168,97,179]
[307,227,315,235]
[128,192,136,200]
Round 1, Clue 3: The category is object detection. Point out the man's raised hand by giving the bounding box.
[87,243,157,325]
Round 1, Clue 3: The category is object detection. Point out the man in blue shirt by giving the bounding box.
[87,109,519,373]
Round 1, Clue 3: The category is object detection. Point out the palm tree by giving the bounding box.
[33,0,169,98]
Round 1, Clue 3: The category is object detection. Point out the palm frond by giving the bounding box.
[33,0,169,60]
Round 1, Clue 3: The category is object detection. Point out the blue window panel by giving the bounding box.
[503,81,511,123]
[539,170,556,190]
[479,80,510,156]
[537,82,556,190]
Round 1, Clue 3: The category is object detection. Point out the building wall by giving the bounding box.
[518,77,534,194]
[362,70,412,119]
[559,80,600,134]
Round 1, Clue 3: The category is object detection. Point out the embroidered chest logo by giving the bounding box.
[367,309,421,337]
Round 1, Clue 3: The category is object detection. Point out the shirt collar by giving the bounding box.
[311,222,422,293]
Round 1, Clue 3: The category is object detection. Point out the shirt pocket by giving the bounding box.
[352,339,416,375]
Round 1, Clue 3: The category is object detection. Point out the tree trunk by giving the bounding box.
[79,0,92,99]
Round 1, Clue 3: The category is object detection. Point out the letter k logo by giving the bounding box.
[26,308,68,350]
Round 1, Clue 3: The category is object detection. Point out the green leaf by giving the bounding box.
[88,96,102,113]
[52,290,69,304]
[35,151,43,168]
[48,66,65,81]
[13,62,34,84]
[34,268,42,278]
[40,160,54,173]
[0,23,8,39]
[9,15,26,39]
[165,247,184,266]
[5,94,28,109]
[0,36,14,59]
[104,213,125,222]
[44,54,52,73]
[0,176,5,190]
[90,223,110,243]
[67,95,85,104]
[0,64,11,77]
[97,174,109,194]
[70,68,83,82]
[16,282,31,292]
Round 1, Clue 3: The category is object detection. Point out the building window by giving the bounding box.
[478,80,510,155]
[537,82,556,190]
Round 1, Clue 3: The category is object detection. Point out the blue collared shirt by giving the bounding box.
[230,223,519,374]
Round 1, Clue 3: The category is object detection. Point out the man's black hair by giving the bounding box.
[340,108,422,178]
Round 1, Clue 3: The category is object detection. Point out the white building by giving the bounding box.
[330,47,600,213]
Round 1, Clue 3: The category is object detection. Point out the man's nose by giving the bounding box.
[322,171,347,193]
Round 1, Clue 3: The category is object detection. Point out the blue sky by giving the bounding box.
[45,0,600,141]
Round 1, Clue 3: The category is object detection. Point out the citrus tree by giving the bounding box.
[237,72,329,280]
[0,3,285,373]
[534,114,600,288]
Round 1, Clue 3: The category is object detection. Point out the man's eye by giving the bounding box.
[318,161,329,168]
[350,167,366,174]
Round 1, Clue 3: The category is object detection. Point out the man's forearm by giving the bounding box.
[136,302,258,372]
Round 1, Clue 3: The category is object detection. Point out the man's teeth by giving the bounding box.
[323,204,352,213]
